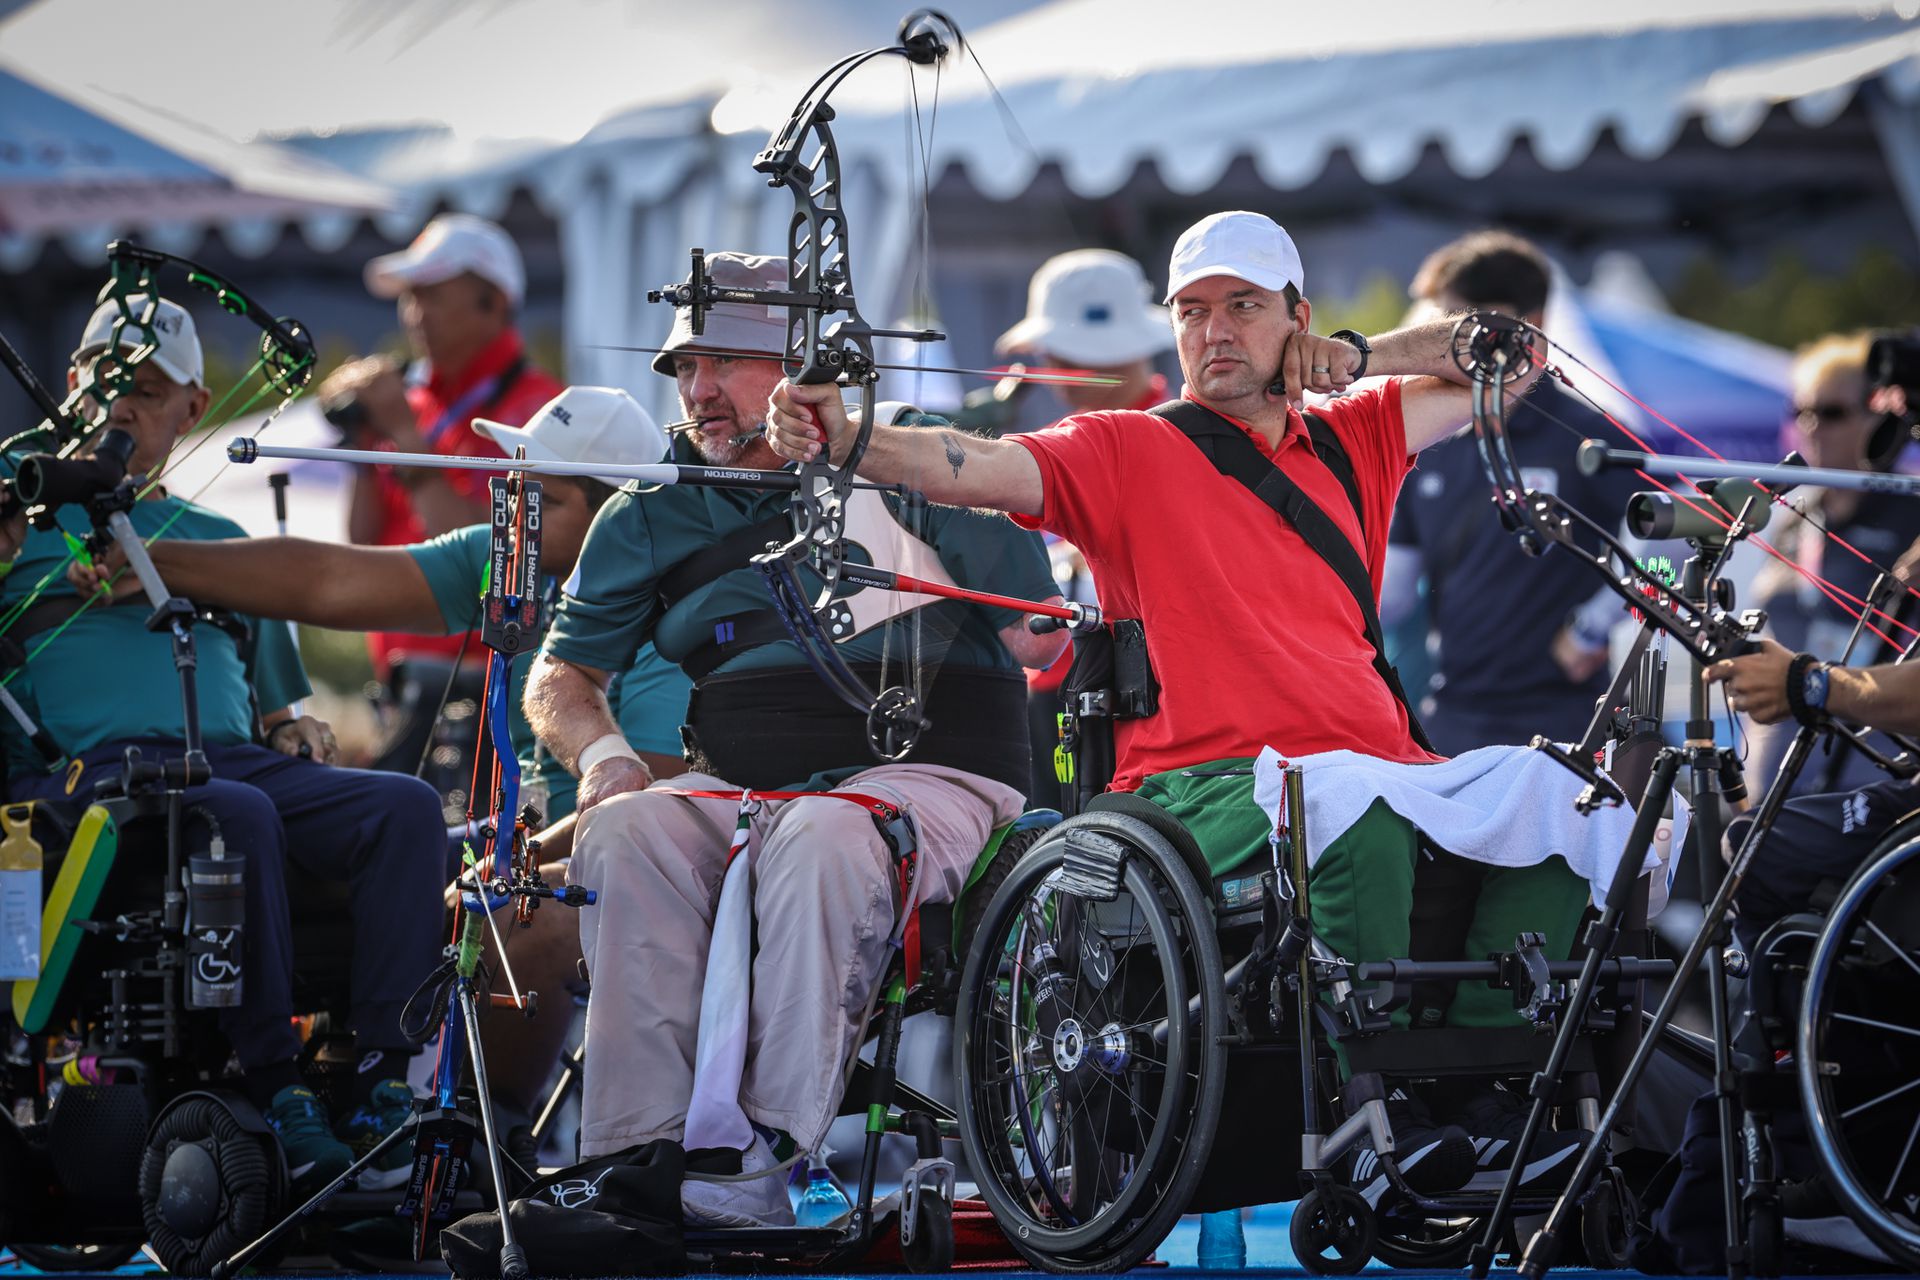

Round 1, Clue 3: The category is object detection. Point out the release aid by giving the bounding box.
[0,802,43,980]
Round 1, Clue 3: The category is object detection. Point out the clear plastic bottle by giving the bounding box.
[794,1152,853,1229]
[1197,1209,1246,1269]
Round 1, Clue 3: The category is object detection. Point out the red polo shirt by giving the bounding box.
[367,329,563,672]
[1009,380,1438,791]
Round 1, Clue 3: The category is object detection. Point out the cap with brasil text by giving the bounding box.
[73,295,204,388]
[471,386,667,483]
[1163,211,1304,304]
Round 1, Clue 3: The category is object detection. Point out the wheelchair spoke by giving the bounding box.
[1842,1074,1920,1121]
[1864,918,1920,982]
[1835,1012,1920,1039]
[1882,1112,1920,1203]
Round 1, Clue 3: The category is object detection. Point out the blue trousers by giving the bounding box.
[12,739,446,1071]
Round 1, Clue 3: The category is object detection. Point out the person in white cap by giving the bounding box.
[524,249,1064,1227]
[74,385,694,1165]
[326,212,566,772]
[995,247,1175,417]
[8,296,449,1199]
[769,212,1631,1197]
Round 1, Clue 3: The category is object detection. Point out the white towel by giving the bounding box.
[1251,744,1665,913]
[683,804,756,1154]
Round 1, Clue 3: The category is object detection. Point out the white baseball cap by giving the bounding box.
[472,386,666,482]
[73,295,204,388]
[366,213,526,308]
[1163,211,1305,304]
[996,249,1174,367]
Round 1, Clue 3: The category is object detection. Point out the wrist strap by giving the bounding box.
[577,731,642,777]
[1785,651,1823,727]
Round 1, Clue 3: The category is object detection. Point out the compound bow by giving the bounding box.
[646,8,965,761]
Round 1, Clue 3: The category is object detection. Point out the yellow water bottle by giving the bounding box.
[0,802,43,981]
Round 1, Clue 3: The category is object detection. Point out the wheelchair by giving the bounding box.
[948,668,1672,1274]
[0,750,507,1276]
[1733,806,1920,1273]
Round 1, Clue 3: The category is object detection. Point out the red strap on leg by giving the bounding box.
[648,786,902,821]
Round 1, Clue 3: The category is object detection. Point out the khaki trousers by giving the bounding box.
[569,764,1022,1159]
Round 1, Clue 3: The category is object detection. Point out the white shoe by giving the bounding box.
[681,1132,796,1228]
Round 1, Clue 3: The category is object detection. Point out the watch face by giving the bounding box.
[1807,664,1830,709]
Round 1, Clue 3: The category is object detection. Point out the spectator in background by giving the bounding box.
[1745,332,1920,792]
[1383,231,1641,755]
[989,249,1174,802]
[321,212,564,774]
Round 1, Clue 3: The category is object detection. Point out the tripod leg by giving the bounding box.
[1469,748,1683,1278]
[459,977,528,1280]
[1689,746,1746,1280]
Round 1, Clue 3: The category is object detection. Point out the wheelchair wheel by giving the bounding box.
[955,813,1226,1273]
[1578,1167,1636,1270]
[1290,1185,1375,1275]
[902,1192,955,1274]
[140,1094,288,1277]
[1370,1210,1476,1270]
[1797,823,1920,1268]
[8,1242,142,1271]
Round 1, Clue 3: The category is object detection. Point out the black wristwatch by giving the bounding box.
[1785,652,1830,727]
[1329,329,1371,381]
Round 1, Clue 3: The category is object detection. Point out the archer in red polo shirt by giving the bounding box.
[1008,379,1429,788]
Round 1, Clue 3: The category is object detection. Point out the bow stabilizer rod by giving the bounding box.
[1578,439,1918,497]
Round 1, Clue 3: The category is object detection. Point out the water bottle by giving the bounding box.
[794,1152,853,1229]
[186,832,244,1008]
[1197,1209,1246,1269]
[0,803,42,980]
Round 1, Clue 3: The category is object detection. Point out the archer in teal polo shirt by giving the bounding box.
[406,523,691,818]
[0,495,307,774]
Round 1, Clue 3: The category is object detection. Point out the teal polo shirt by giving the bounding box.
[544,439,1055,686]
[0,495,309,775]
[406,524,691,819]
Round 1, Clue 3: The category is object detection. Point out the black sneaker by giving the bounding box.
[1458,1083,1588,1191]
[1349,1090,1477,1208]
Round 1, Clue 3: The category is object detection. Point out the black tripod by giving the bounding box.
[1473,558,1916,1279]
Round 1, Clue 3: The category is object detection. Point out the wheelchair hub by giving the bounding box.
[1048,1018,1132,1075]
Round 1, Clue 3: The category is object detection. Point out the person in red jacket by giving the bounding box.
[321,213,564,776]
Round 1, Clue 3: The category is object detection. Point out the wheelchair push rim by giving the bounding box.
[955,816,1227,1270]
[1797,825,1920,1268]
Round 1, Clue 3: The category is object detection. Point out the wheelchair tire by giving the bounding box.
[1290,1186,1374,1275]
[902,1193,955,1274]
[955,812,1226,1273]
[956,822,1051,962]
[7,1242,142,1271]
[1577,1168,1636,1270]
[1370,1211,1476,1270]
[1796,822,1920,1269]
[139,1095,287,1277]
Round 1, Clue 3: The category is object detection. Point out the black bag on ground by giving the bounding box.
[441,1140,687,1278]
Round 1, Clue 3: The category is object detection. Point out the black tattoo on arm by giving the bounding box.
[942,432,966,479]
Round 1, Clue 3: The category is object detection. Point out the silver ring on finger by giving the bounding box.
[1311,364,1331,375]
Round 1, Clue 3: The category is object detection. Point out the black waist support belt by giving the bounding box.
[682,665,1032,795]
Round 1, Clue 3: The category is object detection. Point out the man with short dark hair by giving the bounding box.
[1384,229,1640,755]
